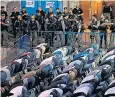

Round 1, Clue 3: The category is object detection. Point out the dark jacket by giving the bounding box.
[10,12,20,22]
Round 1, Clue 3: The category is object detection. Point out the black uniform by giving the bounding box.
[35,13,43,29]
[46,17,57,46]
[63,18,71,45]
[28,20,39,46]
[10,11,20,36]
[20,11,29,21]
[56,12,62,18]
[1,10,8,19]
[72,8,83,21]
[1,18,9,46]
[14,19,27,39]
[36,10,45,30]
[88,19,99,44]
[99,19,108,48]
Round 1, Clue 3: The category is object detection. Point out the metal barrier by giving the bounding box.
[1,31,115,67]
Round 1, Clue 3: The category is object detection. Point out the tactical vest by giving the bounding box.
[103,6,111,13]
[92,20,98,30]
[1,19,8,31]
[29,20,38,30]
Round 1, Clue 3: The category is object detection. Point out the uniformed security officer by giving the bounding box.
[35,11,42,31]
[73,18,84,50]
[36,6,45,31]
[68,8,75,27]
[88,14,100,45]
[10,7,20,37]
[62,7,69,17]
[14,15,27,40]
[63,15,71,45]
[1,6,8,20]
[72,5,84,21]
[1,14,9,46]
[20,7,29,21]
[46,13,57,46]
[99,15,108,49]
[56,8,62,19]
[103,2,112,21]
[110,22,115,47]
[28,15,39,47]
[46,7,54,19]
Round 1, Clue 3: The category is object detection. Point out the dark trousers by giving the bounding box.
[30,30,38,47]
[1,30,8,45]
[99,31,107,48]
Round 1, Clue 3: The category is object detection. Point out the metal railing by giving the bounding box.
[1,31,115,67]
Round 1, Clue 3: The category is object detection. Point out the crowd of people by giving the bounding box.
[1,2,115,48]
[1,43,115,97]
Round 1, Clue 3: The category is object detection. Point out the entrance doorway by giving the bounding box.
[80,0,103,27]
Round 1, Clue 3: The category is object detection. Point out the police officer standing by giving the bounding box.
[10,7,20,38]
[20,7,29,21]
[110,21,115,47]
[1,14,9,46]
[46,7,54,19]
[103,2,112,21]
[63,15,71,45]
[56,8,62,18]
[98,15,108,49]
[46,13,57,46]
[1,6,8,19]
[72,5,84,21]
[35,11,42,31]
[88,14,100,45]
[36,6,45,31]
[28,15,39,47]
[14,15,25,39]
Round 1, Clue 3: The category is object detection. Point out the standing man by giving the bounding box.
[1,14,9,46]
[36,6,45,18]
[1,6,8,19]
[88,14,100,45]
[72,5,84,21]
[35,11,42,31]
[28,15,39,47]
[36,6,45,30]
[20,7,29,21]
[103,2,112,21]
[56,8,62,18]
[10,7,20,38]
[14,15,25,39]
[46,7,54,19]
[98,15,108,49]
